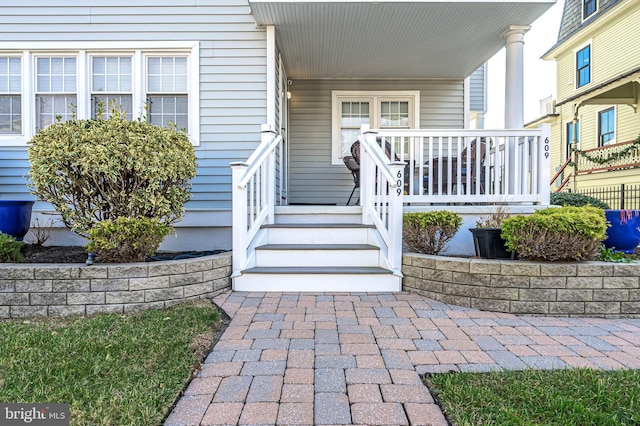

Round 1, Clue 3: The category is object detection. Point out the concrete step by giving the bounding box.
[263,224,375,245]
[254,244,380,267]
[274,205,362,224]
[233,266,401,292]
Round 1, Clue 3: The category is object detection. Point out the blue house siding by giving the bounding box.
[0,0,268,219]
[288,79,464,205]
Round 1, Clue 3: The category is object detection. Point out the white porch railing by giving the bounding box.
[231,124,550,279]
[359,128,405,275]
[231,125,283,273]
[368,125,551,205]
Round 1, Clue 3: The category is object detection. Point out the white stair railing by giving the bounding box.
[231,124,282,274]
[359,126,405,275]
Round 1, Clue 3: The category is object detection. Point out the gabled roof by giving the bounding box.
[557,0,622,43]
[249,0,555,79]
[544,0,624,57]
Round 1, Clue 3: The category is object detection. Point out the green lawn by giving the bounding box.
[0,301,222,426]
[425,368,640,426]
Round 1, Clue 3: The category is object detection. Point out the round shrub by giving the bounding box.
[0,232,24,263]
[403,211,462,255]
[86,217,172,263]
[28,115,197,237]
[550,192,609,209]
[501,206,607,261]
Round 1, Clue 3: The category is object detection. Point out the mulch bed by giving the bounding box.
[21,245,89,263]
[19,245,228,264]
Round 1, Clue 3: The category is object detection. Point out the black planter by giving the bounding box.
[469,227,514,259]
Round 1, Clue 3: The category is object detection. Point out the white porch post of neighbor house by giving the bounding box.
[503,25,530,193]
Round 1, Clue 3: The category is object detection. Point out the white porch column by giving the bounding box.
[266,25,277,130]
[503,25,530,128]
[503,25,529,194]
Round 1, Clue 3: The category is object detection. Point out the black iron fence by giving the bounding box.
[569,184,640,210]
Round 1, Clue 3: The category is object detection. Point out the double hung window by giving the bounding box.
[598,107,615,146]
[147,56,188,131]
[35,57,77,131]
[91,56,132,119]
[565,120,579,160]
[583,0,597,19]
[576,45,591,88]
[0,57,21,134]
[332,91,418,164]
[0,43,198,146]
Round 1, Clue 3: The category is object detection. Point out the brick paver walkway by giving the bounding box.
[166,291,640,425]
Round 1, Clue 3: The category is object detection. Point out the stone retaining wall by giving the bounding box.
[0,252,232,319]
[403,253,640,318]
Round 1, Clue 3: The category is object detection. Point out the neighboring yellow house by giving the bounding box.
[537,0,640,209]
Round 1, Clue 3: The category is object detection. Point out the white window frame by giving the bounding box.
[89,54,134,120]
[597,105,616,147]
[582,0,598,20]
[564,119,579,160]
[0,54,24,135]
[0,41,200,146]
[574,40,592,90]
[331,90,420,165]
[34,54,79,131]
[145,55,190,132]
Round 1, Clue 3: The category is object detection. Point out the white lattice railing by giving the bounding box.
[231,125,283,273]
[367,125,551,205]
[575,140,640,174]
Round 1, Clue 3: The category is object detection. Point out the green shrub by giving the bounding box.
[550,192,610,209]
[0,232,24,263]
[599,244,636,263]
[403,211,462,255]
[501,206,607,261]
[86,217,172,263]
[27,113,197,237]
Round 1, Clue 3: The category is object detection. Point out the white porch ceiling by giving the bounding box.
[249,0,555,79]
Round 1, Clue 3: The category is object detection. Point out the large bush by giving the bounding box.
[403,211,462,255]
[501,206,607,261]
[28,115,197,237]
[550,192,609,209]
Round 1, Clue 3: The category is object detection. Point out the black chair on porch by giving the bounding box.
[343,154,360,205]
[343,139,409,204]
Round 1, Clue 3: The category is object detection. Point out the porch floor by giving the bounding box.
[165,291,640,425]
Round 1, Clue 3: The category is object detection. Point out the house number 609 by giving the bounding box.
[396,171,402,196]
[544,137,550,159]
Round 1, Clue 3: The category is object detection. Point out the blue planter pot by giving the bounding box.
[0,200,35,240]
[603,209,640,254]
